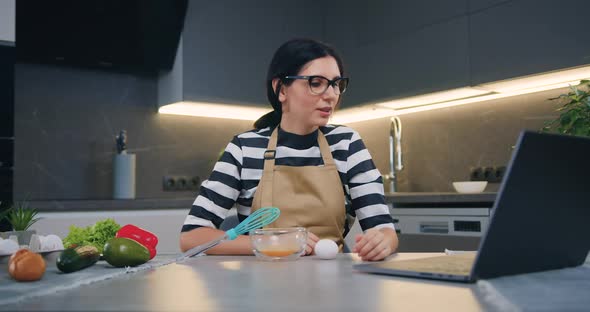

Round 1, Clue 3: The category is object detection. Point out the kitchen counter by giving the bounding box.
[1,253,587,311]
[29,192,496,212]
[29,198,195,212]
[385,192,496,205]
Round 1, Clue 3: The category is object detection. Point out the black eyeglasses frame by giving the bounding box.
[283,75,349,95]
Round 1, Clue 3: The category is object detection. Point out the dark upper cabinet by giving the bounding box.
[468,0,508,12]
[161,0,325,107]
[470,0,590,85]
[165,0,590,110]
[326,1,471,108]
[328,21,471,108]
[16,1,187,76]
[357,0,469,45]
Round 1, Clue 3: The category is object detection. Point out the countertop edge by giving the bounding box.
[29,198,195,212]
[385,192,497,204]
[27,192,496,212]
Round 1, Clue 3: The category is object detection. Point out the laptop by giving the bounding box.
[354,131,590,283]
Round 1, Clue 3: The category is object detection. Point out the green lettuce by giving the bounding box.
[63,218,121,254]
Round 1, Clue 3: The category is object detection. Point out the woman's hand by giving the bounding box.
[352,228,398,261]
[304,231,319,256]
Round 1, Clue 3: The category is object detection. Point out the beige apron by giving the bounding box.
[251,127,346,248]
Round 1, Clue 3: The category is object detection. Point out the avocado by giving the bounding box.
[103,237,150,267]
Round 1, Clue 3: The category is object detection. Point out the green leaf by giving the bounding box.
[0,207,12,223]
[7,202,41,231]
[62,219,121,254]
[63,225,91,249]
[544,80,590,137]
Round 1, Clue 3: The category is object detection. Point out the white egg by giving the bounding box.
[0,238,19,255]
[44,234,65,251]
[314,239,338,260]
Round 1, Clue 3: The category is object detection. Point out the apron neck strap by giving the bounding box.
[316,130,335,166]
[260,127,336,207]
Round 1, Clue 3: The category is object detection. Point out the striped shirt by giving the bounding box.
[181,125,395,237]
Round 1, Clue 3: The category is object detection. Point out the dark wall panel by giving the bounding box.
[0,44,14,137]
[14,63,253,200]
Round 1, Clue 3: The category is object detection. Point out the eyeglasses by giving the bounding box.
[284,75,349,95]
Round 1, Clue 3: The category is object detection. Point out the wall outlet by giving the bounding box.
[470,166,506,183]
[470,167,484,181]
[492,166,506,183]
[162,175,201,191]
[483,167,495,182]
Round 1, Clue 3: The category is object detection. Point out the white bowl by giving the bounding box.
[452,181,488,193]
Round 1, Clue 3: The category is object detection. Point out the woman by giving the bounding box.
[180,38,398,261]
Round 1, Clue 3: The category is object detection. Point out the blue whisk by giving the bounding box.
[176,207,280,261]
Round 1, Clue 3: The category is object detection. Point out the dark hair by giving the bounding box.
[253,38,345,129]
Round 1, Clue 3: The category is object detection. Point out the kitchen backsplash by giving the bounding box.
[352,87,562,192]
[14,63,563,200]
[14,63,253,200]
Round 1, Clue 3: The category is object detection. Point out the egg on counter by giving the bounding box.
[314,239,338,260]
[29,234,64,252]
[0,236,19,256]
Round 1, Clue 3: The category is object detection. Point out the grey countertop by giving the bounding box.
[29,192,496,212]
[385,192,496,205]
[29,198,196,212]
[1,253,587,311]
[0,253,485,311]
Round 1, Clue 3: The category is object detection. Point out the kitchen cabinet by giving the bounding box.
[339,17,471,108]
[468,0,508,12]
[326,3,471,108]
[391,207,490,252]
[469,0,590,85]
[160,0,590,110]
[159,0,326,108]
[385,192,494,252]
[340,0,469,46]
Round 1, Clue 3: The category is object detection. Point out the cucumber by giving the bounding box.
[103,237,150,267]
[56,245,100,273]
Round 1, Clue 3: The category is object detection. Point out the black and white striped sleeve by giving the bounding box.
[345,130,395,232]
[181,136,243,232]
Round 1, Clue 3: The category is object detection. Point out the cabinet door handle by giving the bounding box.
[419,222,449,234]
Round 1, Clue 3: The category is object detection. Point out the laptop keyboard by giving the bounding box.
[377,253,477,276]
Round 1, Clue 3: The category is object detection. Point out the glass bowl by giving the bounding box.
[250,227,307,261]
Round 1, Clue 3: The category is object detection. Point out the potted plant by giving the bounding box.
[0,201,42,245]
[543,80,590,136]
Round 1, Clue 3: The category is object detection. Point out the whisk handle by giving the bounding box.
[226,228,238,240]
[176,233,229,261]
